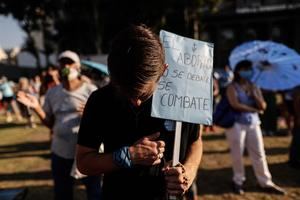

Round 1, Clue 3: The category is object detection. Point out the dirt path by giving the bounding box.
[198,130,300,200]
[0,121,299,199]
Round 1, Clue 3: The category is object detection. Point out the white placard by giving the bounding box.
[151,30,214,125]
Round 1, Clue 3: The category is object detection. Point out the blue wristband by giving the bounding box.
[112,146,132,168]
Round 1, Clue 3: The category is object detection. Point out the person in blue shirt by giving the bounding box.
[226,60,286,195]
[0,76,22,122]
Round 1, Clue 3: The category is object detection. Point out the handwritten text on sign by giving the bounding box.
[151,30,214,125]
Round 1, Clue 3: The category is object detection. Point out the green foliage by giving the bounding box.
[0,0,224,55]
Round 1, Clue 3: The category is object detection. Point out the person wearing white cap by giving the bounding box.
[57,50,81,81]
[17,50,101,200]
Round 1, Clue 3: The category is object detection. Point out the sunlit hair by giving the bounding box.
[19,77,30,90]
[233,60,252,82]
[107,24,165,100]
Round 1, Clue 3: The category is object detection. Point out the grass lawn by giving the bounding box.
[0,117,299,199]
[0,118,86,200]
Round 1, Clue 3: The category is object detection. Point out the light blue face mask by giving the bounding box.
[239,70,253,81]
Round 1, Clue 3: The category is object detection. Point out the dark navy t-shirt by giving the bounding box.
[78,85,200,200]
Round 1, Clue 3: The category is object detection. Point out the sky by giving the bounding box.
[0,14,27,50]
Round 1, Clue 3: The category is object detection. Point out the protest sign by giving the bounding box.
[151,30,214,125]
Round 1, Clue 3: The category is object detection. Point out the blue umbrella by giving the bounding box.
[81,60,109,75]
[229,40,300,91]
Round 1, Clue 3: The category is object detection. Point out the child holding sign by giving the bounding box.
[76,25,203,200]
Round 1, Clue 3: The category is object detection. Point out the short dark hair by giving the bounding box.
[107,24,165,99]
[235,60,252,72]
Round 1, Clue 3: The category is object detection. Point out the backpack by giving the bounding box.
[213,94,237,128]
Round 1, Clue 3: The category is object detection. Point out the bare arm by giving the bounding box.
[76,132,165,175]
[183,126,203,184]
[17,91,53,128]
[251,85,267,111]
[76,145,118,175]
[213,78,220,97]
[164,125,203,195]
[226,84,260,113]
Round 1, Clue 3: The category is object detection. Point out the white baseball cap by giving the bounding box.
[58,50,80,66]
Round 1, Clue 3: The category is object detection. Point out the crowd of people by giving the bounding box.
[17,50,103,200]
[0,24,299,200]
[0,64,62,126]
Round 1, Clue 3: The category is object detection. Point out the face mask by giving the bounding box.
[239,70,253,81]
[61,68,80,81]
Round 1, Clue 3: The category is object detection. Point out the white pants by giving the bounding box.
[226,123,274,187]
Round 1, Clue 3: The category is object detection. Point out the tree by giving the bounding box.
[99,0,225,53]
[55,0,100,54]
[0,0,100,68]
[0,0,60,69]
[0,0,225,65]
